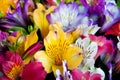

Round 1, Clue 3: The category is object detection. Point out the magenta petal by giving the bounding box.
[94,40,114,60]
[21,62,47,80]
[84,71,90,80]
[9,53,23,66]
[71,69,83,80]
[23,42,43,59]
[90,73,101,80]
[0,76,11,80]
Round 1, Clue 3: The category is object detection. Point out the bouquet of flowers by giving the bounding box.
[0,0,120,80]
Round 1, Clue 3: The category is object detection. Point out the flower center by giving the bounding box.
[7,65,22,79]
[55,55,62,65]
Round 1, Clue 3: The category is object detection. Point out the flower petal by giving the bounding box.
[34,51,54,73]
[21,62,47,80]
[63,45,83,70]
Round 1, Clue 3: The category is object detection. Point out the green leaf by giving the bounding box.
[8,27,28,35]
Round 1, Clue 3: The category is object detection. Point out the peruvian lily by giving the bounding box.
[0,51,23,80]
[75,36,98,68]
[47,2,88,32]
[80,0,105,15]
[89,34,114,60]
[80,0,105,25]
[101,0,120,32]
[33,3,55,38]
[34,22,83,75]
[71,68,104,80]
[56,60,72,80]
[0,0,29,29]
[21,62,47,80]
[7,30,43,64]
[78,24,100,37]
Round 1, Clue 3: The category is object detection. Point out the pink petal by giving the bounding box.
[24,42,43,59]
[2,61,15,77]
[84,71,90,80]
[94,40,114,60]
[21,62,47,80]
[90,73,101,80]
[0,76,11,80]
[71,69,83,80]
[9,53,23,66]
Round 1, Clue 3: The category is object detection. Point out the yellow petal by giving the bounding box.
[0,0,11,15]
[71,28,81,42]
[46,6,56,14]
[33,8,49,38]
[24,30,38,51]
[36,3,45,11]
[7,30,22,44]
[34,51,54,73]
[16,41,25,56]
[23,54,33,64]
[63,45,83,70]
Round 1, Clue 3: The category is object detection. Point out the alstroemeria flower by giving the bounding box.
[89,34,114,60]
[101,0,120,32]
[80,0,105,24]
[1,51,23,80]
[47,2,88,32]
[56,60,72,80]
[34,22,83,75]
[21,62,47,80]
[78,24,100,37]
[71,68,104,80]
[7,30,43,64]
[0,0,29,28]
[33,3,55,38]
[75,37,98,68]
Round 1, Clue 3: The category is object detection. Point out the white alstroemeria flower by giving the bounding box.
[75,37,98,69]
[77,24,100,36]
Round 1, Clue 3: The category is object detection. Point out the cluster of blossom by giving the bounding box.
[0,0,120,80]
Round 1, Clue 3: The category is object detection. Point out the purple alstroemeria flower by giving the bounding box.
[80,0,106,25]
[47,2,88,32]
[80,0,105,16]
[100,0,120,32]
[0,0,29,29]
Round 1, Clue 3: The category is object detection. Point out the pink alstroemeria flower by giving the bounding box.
[89,34,114,60]
[71,68,101,80]
[0,51,23,80]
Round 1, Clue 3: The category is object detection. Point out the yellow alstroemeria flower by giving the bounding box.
[8,30,38,64]
[34,22,83,75]
[33,3,56,38]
